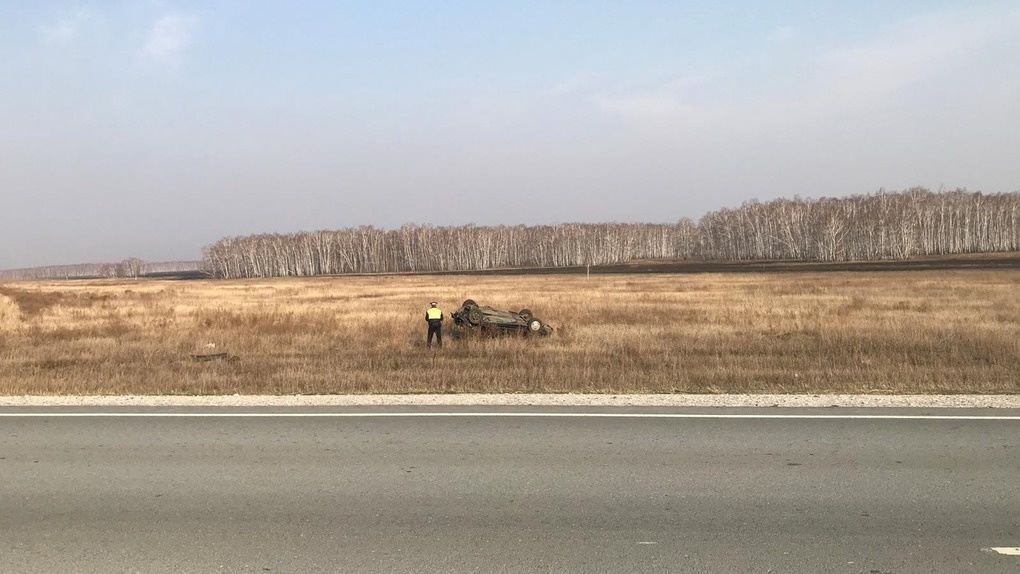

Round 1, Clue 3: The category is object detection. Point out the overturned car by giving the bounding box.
[451,299,553,336]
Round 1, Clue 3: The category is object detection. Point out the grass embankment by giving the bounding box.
[0,270,1017,395]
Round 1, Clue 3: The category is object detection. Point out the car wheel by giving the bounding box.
[468,309,482,324]
[518,308,533,322]
[528,318,543,333]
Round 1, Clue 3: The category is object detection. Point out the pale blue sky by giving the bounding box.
[2,1,1018,268]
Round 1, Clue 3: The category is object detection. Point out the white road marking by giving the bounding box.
[0,412,1018,420]
[985,547,1020,555]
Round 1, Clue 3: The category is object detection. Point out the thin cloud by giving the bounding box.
[139,14,198,66]
[594,93,699,122]
[40,9,91,46]
[594,5,1020,123]
[805,7,1020,115]
[768,26,796,44]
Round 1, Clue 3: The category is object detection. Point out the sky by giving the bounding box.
[1,1,1019,269]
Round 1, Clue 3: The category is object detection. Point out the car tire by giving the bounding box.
[518,309,533,322]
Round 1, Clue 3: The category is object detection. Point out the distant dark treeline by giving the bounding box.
[202,188,1019,279]
[0,260,205,281]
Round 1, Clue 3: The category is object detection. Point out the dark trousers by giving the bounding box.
[427,321,443,348]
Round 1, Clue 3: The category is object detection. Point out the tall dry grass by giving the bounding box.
[0,270,1017,395]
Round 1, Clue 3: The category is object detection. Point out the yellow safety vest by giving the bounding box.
[426,307,443,320]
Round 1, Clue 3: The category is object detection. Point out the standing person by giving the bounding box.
[425,301,443,348]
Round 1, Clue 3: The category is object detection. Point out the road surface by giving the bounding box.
[1,406,1018,573]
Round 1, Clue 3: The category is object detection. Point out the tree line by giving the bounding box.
[0,260,203,281]
[3,188,1016,281]
[202,187,1018,279]
[698,188,1019,261]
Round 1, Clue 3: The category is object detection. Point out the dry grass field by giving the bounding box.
[0,268,1018,395]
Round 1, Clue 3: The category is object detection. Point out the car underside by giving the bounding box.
[451,299,553,336]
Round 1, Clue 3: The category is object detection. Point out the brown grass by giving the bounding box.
[0,270,1018,395]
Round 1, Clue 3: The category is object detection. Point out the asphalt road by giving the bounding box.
[1,407,1018,573]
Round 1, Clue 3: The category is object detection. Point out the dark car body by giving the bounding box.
[451,299,553,336]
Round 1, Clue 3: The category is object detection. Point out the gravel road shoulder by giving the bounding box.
[2,394,1019,408]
